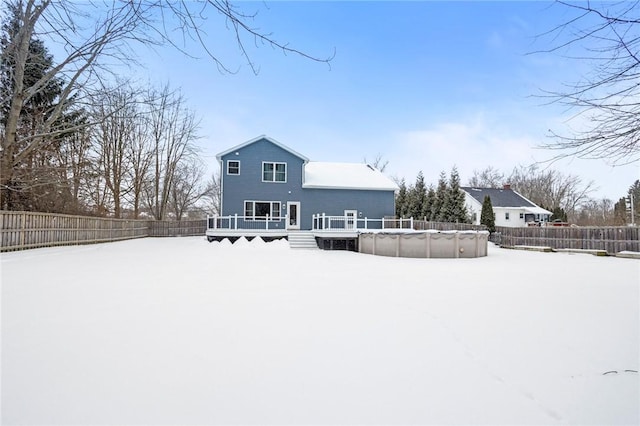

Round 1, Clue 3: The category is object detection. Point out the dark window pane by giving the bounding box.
[228,161,240,175]
[255,202,270,219]
[263,163,274,181]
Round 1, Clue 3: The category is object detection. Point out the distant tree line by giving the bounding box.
[391,163,637,227]
[395,167,468,223]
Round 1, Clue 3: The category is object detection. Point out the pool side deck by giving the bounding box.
[205,228,362,240]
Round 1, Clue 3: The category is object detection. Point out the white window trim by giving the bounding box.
[244,200,282,221]
[262,161,287,183]
[227,160,240,175]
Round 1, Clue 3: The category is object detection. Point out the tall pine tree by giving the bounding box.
[432,171,448,221]
[0,3,70,211]
[445,166,467,223]
[480,195,496,232]
[422,184,436,220]
[409,171,427,219]
[395,178,410,218]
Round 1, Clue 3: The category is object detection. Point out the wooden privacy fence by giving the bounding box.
[413,220,487,232]
[148,219,207,237]
[496,226,639,254]
[0,211,208,252]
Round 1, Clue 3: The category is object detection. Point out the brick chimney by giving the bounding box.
[503,184,511,190]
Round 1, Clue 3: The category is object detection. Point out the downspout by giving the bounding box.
[218,157,224,215]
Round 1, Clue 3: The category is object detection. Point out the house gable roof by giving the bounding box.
[461,187,538,208]
[216,135,310,162]
[303,162,399,191]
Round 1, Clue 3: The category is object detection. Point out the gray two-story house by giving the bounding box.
[214,135,398,234]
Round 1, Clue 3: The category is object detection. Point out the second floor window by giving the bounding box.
[227,160,240,175]
[263,162,286,182]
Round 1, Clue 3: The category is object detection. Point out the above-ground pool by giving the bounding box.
[359,230,489,258]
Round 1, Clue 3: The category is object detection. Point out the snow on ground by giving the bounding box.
[1,237,638,425]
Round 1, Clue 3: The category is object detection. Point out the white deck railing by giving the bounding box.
[312,214,413,231]
[207,214,285,231]
[207,214,414,232]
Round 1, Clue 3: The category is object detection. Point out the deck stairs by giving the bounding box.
[288,231,318,249]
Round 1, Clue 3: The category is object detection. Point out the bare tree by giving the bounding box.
[144,85,199,220]
[91,85,141,218]
[170,156,207,220]
[202,171,221,216]
[574,197,615,226]
[536,1,640,164]
[467,166,505,188]
[508,165,595,218]
[364,154,389,172]
[55,118,93,214]
[1,0,332,209]
[125,106,152,219]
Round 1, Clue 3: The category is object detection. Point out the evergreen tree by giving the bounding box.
[432,171,448,221]
[395,178,410,218]
[409,171,427,219]
[480,195,496,233]
[550,206,567,222]
[0,3,71,211]
[422,184,436,220]
[613,197,627,225]
[443,166,467,222]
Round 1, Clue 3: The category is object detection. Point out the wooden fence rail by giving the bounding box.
[0,211,207,252]
[148,220,207,237]
[413,220,487,232]
[496,225,639,254]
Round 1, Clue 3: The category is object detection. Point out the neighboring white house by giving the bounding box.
[462,185,552,228]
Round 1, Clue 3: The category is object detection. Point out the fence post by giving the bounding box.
[382,217,385,229]
[20,212,25,248]
[234,214,238,230]
[364,217,368,229]
[266,214,269,229]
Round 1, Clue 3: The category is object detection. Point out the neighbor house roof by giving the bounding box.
[461,187,541,208]
[303,162,399,191]
[216,135,310,162]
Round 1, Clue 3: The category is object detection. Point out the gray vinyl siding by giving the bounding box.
[299,188,395,229]
[219,137,396,230]
[220,138,305,220]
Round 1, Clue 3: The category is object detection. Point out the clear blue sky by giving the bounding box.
[138,1,637,200]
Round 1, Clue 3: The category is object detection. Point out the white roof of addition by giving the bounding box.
[303,162,399,191]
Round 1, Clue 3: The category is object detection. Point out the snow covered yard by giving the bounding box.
[1,236,638,425]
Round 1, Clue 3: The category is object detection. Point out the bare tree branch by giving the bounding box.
[535,1,640,164]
